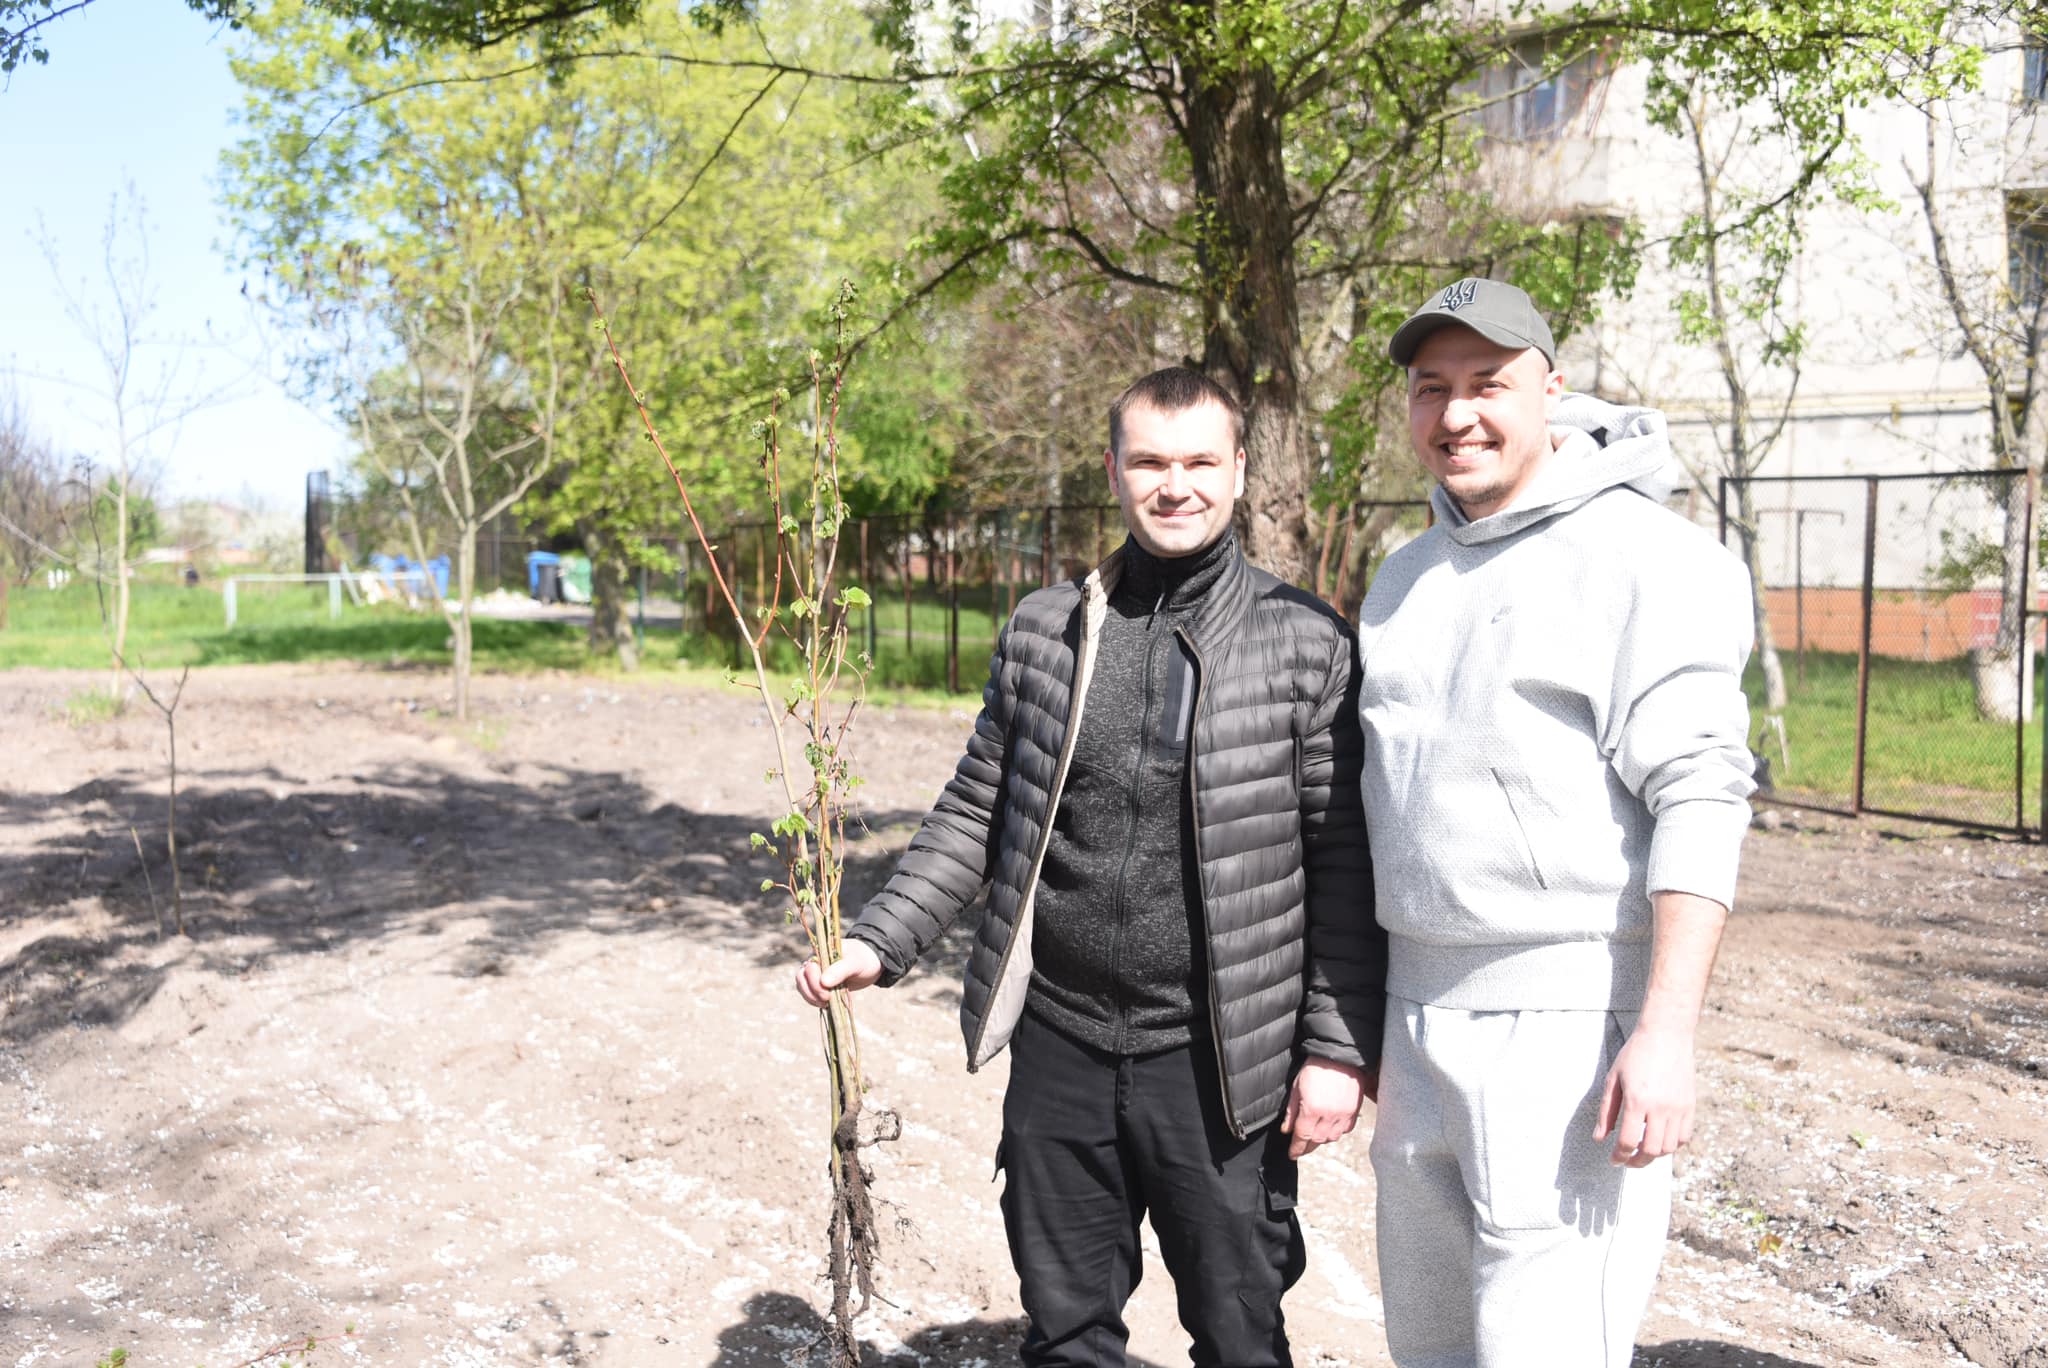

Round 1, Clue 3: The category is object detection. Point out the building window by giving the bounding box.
[1476,37,1609,143]
[2008,199,2048,309]
[2025,44,2048,103]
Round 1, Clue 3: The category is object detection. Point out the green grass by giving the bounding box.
[0,576,988,705]
[16,581,2042,827]
[0,578,591,673]
[61,688,124,724]
[1750,648,2045,829]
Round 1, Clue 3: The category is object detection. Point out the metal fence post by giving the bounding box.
[860,519,876,662]
[1852,478,1878,816]
[2023,469,2045,841]
[1004,512,1018,628]
[946,512,960,693]
[224,578,237,630]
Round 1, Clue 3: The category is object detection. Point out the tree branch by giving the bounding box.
[627,69,784,251]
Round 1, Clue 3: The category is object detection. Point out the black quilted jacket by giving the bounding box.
[847,543,1384,1137]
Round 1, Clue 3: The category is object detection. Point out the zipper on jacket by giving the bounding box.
[966,578,1102,1066]
[1176,626,1243,1139]
[1106,613,1166,1051]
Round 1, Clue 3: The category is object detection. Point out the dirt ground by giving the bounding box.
[2,664,2044,1368]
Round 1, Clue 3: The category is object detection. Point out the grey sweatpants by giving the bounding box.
[1369,997,1673,1368]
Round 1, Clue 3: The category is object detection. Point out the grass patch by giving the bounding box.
[61,687,125,725]
[1753,648,2044,828]
[1,577,989,709]
[1,579,594,673]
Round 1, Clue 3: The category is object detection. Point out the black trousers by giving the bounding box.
[998,1010,1306,1368]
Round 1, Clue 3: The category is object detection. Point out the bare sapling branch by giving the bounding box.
[121,661,191,937]
[73,461,193,937]
[128,827,161,940]
[591,279,891,1368]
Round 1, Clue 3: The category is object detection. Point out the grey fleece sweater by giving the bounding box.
[1027,533,1227,1053]
[1356,395,1756,1012]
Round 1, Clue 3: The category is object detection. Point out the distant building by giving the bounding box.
[1480,17,2044,661]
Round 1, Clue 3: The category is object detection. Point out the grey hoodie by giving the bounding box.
[1356,394,1755,1012]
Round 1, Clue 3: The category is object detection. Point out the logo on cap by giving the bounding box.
[1437,279,1479,313]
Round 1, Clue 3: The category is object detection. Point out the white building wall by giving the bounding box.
[1489,29,2040,593]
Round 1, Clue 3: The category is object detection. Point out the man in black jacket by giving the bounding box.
[794,367,1384,1368]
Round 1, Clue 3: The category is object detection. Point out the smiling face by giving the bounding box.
[1406,325,1565,521]
[1104,398,1245,558]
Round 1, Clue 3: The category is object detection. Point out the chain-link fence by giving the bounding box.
[1721,470,2043,837]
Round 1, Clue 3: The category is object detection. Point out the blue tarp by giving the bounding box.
[369,553,450,599]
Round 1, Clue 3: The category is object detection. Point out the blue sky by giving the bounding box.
[0,3,347,511]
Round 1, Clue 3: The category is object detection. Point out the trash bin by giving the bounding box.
[559,553,592,605]
[525,550,562,603]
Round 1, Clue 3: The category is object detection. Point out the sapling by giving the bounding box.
[121,662,191,936]
[74,477,191,935]
[594,281,891,1367]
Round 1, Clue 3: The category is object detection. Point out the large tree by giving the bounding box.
[228,0,950,668]
[282,0,1956,585]
[228,0,602,714]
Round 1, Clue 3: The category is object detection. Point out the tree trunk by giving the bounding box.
[110,464,131,700]
[1335,504,1406,623]
[584,522,639,670]
[453,527,476,722]
[1976,452,2040,724]
[1313,501,1345,600]
[1179,22,1312,585]
[1731,482,1788,715]
[1993,461,2034,662]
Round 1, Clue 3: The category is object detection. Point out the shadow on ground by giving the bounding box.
[1635,1342,1831,1368]
[710,1291,1173,1368]
[0,761,939,1045]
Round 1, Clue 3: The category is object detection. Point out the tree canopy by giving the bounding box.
[266,0,1968,583]
[199,0,2019,603]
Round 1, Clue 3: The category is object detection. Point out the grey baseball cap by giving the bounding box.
[1388,277,1556,368]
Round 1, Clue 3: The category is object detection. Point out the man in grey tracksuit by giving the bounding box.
[1357,280,1755,1367]
[796,367,1384,1368]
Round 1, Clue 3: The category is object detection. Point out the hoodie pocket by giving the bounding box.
[1490,768,1549,890]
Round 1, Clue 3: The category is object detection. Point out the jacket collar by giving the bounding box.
[1085,531,1254,655]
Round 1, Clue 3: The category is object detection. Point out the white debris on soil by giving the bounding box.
[1,665,2042,1367]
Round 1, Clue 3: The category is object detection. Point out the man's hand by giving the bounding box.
[1594,889,1727,1167]
[794,938,883,1008]
[1593,1023,1695,1167]
[1281,1057,1369,1159]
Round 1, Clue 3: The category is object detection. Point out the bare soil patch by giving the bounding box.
[1,665,2042,1367]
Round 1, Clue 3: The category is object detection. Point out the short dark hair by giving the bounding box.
[1107,367,1245,457]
